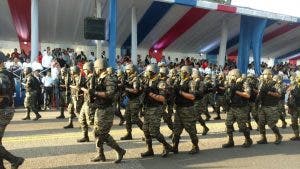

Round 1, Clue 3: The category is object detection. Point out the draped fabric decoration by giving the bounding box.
[237,15,267,75]
[7,0,31,54]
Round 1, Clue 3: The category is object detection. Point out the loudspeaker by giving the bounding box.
[84,17,106,40]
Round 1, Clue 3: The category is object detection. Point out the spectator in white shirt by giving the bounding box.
[22,58,32,70]
[42,71,54,110]
[42,47,53,69]
[87,52,96,62]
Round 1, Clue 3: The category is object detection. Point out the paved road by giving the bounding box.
[2,108,300,169]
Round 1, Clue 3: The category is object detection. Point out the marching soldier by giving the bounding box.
[120,64,143,140]
[222,69,252,148]
[287,74,300,141]
[0,53,24,169]
[256,69,282,145]
[214,72,226,120]
[57,67,69,119]
[203,75,214,121]
[140,64,173,158]
[91,58,126,163]
[191,69,209,135]
[273,75,287,129]
[22,67,42,121]
[158,67,174,134]
[246,73,259,130]
[115,69,126,126]
[77,62,94,142]
[63,66,84,129]
[173,66,199,154]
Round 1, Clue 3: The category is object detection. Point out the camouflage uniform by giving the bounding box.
[274,76,287,128]
[246,74,259,130]
[91,59,126,163]
[121,65,143,140]
[222,69,252,148]
[0,64,24,168]
[173,66,199,154]
[214,74,226,120]
[23,68,42,121]
[191,70,209,135]
[202,75,214,121]
[256,69,282,145]
[57,68,69,119]
[64,67,84,129]
[287,82,300,140]
[141,65,173,157]
[114,69,125,126]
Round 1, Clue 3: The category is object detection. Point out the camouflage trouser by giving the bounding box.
[124,99,143,132]
[94,106,120,150]
[67,97,83,117]
[59,91,68,108]
[162,104,173,131]
[225,106,249,133]
[201,95,210,117]
[79,102,92,134]
[194,100,206,126]
[0,108,14,139]
[143,106,163,138]
[208,93,215,107]
[249,102,258,123]
[24,91,38,113]
[290,107,300,132]
[173,106,198,144]
[277,100,286,120]
[258,106,279,132]
[215,95,225,114]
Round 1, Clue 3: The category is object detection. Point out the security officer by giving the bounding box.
[57,67,69,119]
[63,66,84,129]
[0,52,24,168]
[120,64,143,140]
[222,69,253,148]
[77,62,94,142]
[22,67,42,121]
[173,66,199,154]
[91,58,126,163]
[256,69,282,145]
[273,75,287,129]
[191,69,209,135]
[287,74,300,141]
[140,64,173,158]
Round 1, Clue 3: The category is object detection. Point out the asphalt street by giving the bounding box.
[2,108,300,169]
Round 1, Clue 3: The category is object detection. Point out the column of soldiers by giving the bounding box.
[26,59,300,164]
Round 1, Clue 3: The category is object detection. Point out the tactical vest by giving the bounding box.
[261,81,279,106]
[144,79,163,107]
[175,79,193,107]
[94,75,115,107]
[126,76,140,99]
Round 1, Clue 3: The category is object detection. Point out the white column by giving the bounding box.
[31,0,39,62]
[218,19,228,67]
[131,6,138,65]
[96,0,102,59]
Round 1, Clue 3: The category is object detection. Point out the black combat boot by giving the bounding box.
[141,139,154,157]
[272,126,282,145]
[189,138,199,154]
[118,117,125,126]
[91,147,106,162]
[63,117,74,129]
[56,108,65,119]
[32,112,41,121]
[114,146,126,163]
[22,108,31,120]
[120,132,132,140]
[172,136,180,154]
[202,125,209,136]
[214,110,221,120]
[281,120,287,129]
[205,114,211,121]
[77,132,90,143]
[0,146,24,169]
[257,126,268,144]
[242,131,253,148]
[290,130,300,141]
[156,134,173,157]
[222,134,234,148]
[248,122,253,130]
